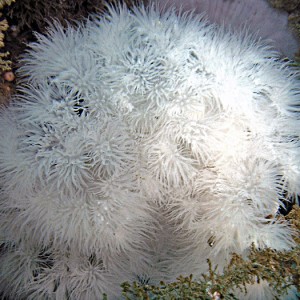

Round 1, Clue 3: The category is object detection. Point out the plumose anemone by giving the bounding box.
[0,3,299,299]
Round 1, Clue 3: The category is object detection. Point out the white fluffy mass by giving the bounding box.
[0,3,299,300]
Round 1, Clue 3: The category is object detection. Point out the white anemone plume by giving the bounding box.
[0,3,299,300]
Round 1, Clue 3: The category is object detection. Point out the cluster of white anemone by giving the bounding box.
[0,4,299,300]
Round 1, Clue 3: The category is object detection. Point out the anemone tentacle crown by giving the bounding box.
[0,4,299,299]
